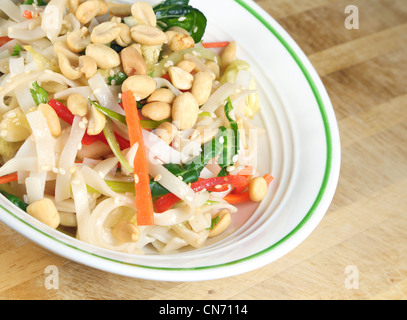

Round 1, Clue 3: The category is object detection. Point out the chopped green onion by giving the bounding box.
[108,72,127,85]
[23,0,48,5]
[89,99,127,124]
[105,180,135,194]
[207,215,220,230]
[90,99,170,129]
[198,112,212,117]
[30,81,48,106]
[103,119,133,174]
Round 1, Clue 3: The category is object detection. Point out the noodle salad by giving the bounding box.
[0,0,273,254]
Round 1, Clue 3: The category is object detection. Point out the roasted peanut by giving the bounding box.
[168,66,193,90]
[78,55,97,79]
[249,177,268,202]
[141,101,171,121]
[67,27,91,53]
[120,46,147,76]
[112,220,140,242]
[95,0,109,16]
[121,75,157,100]
[191,71,213,105]
[67,94,88,117]
[87,104,106,136]
[147,88,176,104]
[115,23,132,47]
[205,60,220,79]
[90,21,121,44]
[108,3,132,17]
[177,60,195,73]
[165,30,195,52]
[57,53,82,80]
[155,122,177,144]
[130,24,167,46]
[85,43,121,69]
[221,41,237,68]
[208,209,231,238]
[38,103,61,137]
[27,198,60,229]
[172,92,199,130]
[67,0,80,14]
[75,0,99,24]
[131,1,156,26]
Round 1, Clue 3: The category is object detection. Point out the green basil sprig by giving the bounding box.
[153,0,207,43]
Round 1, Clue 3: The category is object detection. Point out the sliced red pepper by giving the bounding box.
[48,99,130,150]
[223,174,274,204]
[154,175,248,213]
[0,36,12,47]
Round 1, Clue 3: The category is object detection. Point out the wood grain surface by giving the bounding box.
[1,0,407,300]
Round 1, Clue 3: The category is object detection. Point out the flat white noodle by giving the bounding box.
[54,116,86,202]
[153,203,195,226]
[26,109,56,172]
[0,0,24,22]
[200,82,240,113]
[41,0,67,41]
[88,73,125,115]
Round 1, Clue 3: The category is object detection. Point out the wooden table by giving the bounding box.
[1,0,406,300]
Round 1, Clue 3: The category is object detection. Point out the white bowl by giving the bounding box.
[0,0,341,281]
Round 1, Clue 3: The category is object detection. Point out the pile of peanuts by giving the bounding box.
[53,0,238,141]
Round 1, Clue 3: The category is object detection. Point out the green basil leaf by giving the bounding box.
[153,0,207,43]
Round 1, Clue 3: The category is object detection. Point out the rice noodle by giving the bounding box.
[88,73,124,115]
[0,157,37,176]
[200,82,240,113]
[0,0,24,23]
[41,0,67,41]
[143,129,188,164]
[26,110,56,172]
[54,116,86,202]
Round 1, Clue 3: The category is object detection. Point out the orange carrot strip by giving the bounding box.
[202,41,230,48]
[0,173,18,184]
[23,10,33,19]
[121,90,154,226]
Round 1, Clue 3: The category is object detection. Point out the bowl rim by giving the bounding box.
[0,0,341,280]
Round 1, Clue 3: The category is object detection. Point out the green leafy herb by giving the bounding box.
[217,97,240,177]
[207,215,220,230]
[89,99,127,124]
[89,99,169,129]
[153,0,207,43]
[11,44,23,57]
[30,81,48,106]
[103,119,134,174]
[108,72,127,86]
[150,97,240,197]
[23,0,48,5]
[0,191,29,212]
